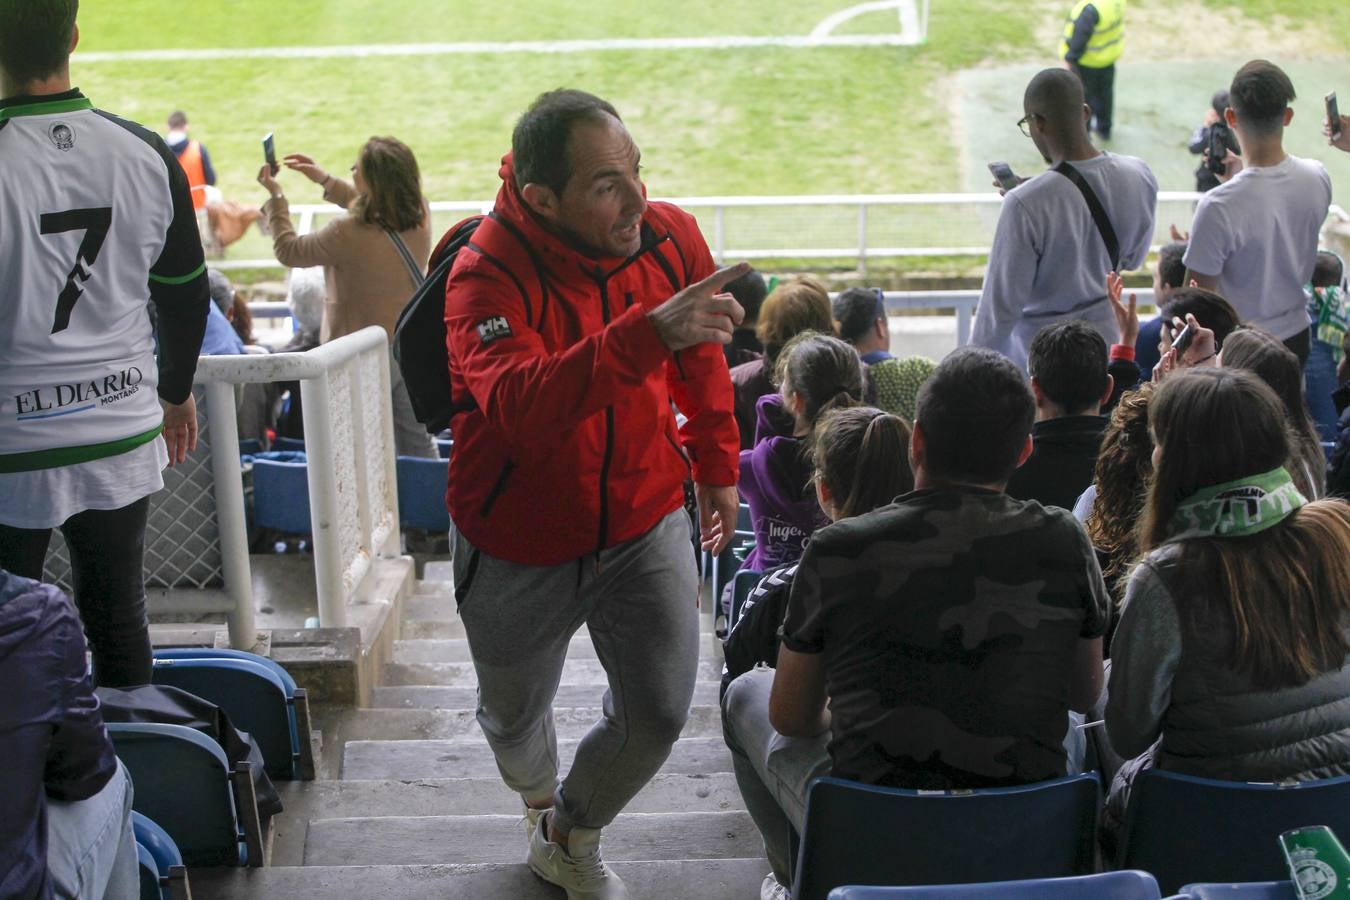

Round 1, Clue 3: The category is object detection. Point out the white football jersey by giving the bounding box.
[0,91,206,472]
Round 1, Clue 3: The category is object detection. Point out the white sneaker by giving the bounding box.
[527,810,629,899]
[521,802,546,844]
[760,872,790,900]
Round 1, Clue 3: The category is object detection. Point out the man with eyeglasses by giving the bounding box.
[972,67,1156,372]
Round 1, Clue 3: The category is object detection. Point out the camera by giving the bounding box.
[1207,120,1231,176]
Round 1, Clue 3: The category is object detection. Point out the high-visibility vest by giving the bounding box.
[1059,0,1125,69]
[176,139,208,210]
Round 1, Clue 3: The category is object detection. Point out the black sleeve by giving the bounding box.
[1063,4,1099,62]
[200,143,217,186]
[720,564,796,698]
[94,111,210,404]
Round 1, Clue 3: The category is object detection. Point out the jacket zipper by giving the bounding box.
[596,271,616,553]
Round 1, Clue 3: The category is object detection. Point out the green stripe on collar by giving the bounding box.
[0,96,93,122]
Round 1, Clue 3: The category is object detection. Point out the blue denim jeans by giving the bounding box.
[1306,336,1341,442]
[46,760,137,899]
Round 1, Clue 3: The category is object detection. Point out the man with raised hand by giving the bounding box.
[973,67,1156,372]
[1185,60,1332,366]
[0,0,209,687]
[443,89,744,898]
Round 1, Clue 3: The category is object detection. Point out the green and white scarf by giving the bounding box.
[1168,467,1308,541]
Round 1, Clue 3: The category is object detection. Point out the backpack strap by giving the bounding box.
[1054,161,1121,271]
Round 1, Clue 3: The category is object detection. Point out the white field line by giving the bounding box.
[77,4,925,63]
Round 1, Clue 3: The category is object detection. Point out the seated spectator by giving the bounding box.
[1329,328,1350,499]
[1143,285,1242,381]
[1104,367,1350,845]
[273,268,326,442]
[832,286,936,422]
[1305,251,1347,440]
[202,268,246,356]
[1077,383,1155,652]
[723,347,1108,895]
[724,267,769,369]
[739,333,863,577]
[730,276,834,450]
[721,405,913,697]
[1133,241,1187,376]
[0,569,137,900]
[1007,321,1114,510]
[1221,328,1326,498]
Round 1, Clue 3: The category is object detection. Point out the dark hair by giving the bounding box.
[168,110,188,129]
[229,295,255,346]
[832,287,885,345]
[1220,328,1324,498]
[1086,383,1155,592]
[812,406,914,519]
[756,277,835,369]
[1158,242,1187,290]
[0,0,78,85]
[1027,321,1109,414]
[512,89,621,197]
[1141,367,1350,689]
[1312,251,1344,289]
[1229,59,1296,135]
[1210,88,1231,117]
[353,137,425,233]
[1161,288,1242,350]
[776,332,864,427]
[1024,68,1087,139]
[915,347,1034,485]
[725,268,768,325]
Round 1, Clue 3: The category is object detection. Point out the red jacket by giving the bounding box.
[443,157,740,565]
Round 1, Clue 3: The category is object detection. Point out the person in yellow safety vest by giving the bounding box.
[1060,0,1125,141]
[164,110,217,211]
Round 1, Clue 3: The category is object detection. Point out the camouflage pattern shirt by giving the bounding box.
[781,486,1109,789]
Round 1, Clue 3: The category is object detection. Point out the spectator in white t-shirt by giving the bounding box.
[973,67,1157,372]
[1184,60,1332,366]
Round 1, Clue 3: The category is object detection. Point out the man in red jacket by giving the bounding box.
[443,89,744,898]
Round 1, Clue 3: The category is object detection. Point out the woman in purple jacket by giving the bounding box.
[739,333,865,573]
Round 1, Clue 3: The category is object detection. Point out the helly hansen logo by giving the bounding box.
[476,316,512,345]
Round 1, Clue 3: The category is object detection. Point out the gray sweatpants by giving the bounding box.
[452,507,701,834]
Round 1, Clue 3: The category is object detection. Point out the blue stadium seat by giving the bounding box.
[827,870,1162,899]
[132,812,190,900]
[396,455,450,532]
[237,438,264,457]
[108,722,265,867]
[272,436,306,454]
[793,773,1100,900]
[1323,441,1336,463]
[435,437,454,459]
[1119,769,1350,894]
[152,648,316,781]
[251,456,311,534]
[1178,883,1298,899]
[727,568,763,632]
[710,502,755,598]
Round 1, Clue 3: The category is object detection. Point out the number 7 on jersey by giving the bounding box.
[40,206,113,334]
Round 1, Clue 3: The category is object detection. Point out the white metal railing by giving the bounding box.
[192,327,400,639]
[215,192,1217,273]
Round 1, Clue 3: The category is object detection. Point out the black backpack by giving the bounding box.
[392,215,484,435]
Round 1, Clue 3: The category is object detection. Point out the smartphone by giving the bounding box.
[1207,124,1230,175]
[262,132,279,176]
[1170,321,1194,355]
[988,161,1020,192]
[1328,92,1342,139]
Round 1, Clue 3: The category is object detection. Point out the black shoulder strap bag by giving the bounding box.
[1054,160,1121,272]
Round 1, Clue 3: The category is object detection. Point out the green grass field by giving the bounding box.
[68,0,1350,274]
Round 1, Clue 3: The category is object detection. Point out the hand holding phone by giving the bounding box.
[263,132,279,176]
[988,161,1021,193]
[1328,93,1342,139]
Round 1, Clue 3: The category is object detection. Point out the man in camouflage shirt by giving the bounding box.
[722,348,1108,892]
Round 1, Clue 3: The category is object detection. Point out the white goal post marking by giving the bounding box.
[77,1,928,63]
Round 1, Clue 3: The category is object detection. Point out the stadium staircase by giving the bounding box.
[196,561,769,898]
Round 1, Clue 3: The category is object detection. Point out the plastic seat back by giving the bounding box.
[273,436,306,453]
[136,841,161,900]
[1120,769,1350,893]
[827,870,1161,898]
[1179,883,1298,899]
[152,655,297,779]
[251,457,311,534]
[794,773,1101,900]
[396,455,450,531]
[108,723,244,867]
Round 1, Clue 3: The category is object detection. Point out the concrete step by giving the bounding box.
[400,617,467,640]
[343,736,733,780]
[384,657,724,687]
[371,681,722,709]
[319,705,723,743]
[393,636,597,664]
[304,810,760,866]
[193,858,770,900]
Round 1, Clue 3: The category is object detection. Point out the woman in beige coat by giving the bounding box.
[257,136,436,457]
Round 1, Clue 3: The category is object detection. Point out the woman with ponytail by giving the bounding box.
[737,332,865,577]
[1103,367,1350,840]
[722,406,914,696]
